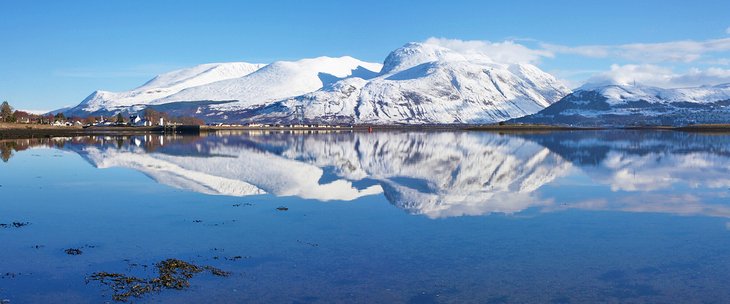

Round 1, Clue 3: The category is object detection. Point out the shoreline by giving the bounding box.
[0,125,167,139]
[2,123,730,139]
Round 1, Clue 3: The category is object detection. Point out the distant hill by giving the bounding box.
[511,83,730,127]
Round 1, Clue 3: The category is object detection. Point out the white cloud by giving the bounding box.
[17,109,52,115]
[424,37,554,64]
[542,38,730,63]
[428,36,730,65]
[584,64,730,88]
[422,37,730,88]
[705,58,730,65]
[547,69,606,89]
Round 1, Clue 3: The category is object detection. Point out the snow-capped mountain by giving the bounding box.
[512,83,730,126]
[63,42,570,124]
[161,56,382,109]
[65,62,266,116]
[237,42,570,124]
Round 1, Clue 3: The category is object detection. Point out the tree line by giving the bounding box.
[1,101,87,124]
[1,101,61,124]
[115,108,204,125]
[0,101,204,126]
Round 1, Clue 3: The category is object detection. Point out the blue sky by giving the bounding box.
[1,0,730,111]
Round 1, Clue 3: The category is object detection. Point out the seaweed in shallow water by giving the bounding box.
[88,272,151,302]
[65,248,83,255]
[0,222,30,229]
[88,259,230,302]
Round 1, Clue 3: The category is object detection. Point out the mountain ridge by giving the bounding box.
[511,83,730,126]
[66,62,266,116]
[62,42,571,124]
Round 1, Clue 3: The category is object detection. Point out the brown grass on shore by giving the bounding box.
[0,122,83,130]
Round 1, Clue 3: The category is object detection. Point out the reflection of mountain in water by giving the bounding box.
[517,131,730,218]
[54,133,572,218]
[257,132,572,218]
[77,135,383,201]
[518,131,730,191]
[6,130,730,218]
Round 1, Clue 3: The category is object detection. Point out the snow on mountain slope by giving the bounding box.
[355,60,566,123]
[582,83,730,105]
[69,62,265,114]
[160,56,382,110]
[65,42,568,124]
[513,83,730,126]
[241,42,571,124]
[379,42,472,74]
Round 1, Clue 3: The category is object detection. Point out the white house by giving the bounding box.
[129,115,155,127]
[129,115,142,125]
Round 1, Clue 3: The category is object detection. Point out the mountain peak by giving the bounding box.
[381,42,470,75]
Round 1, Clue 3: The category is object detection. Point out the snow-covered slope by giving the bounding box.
[64,42,569,124]
[66,62,266,115]
[240,42,570,124]
[161,56,382,109]
[513,83,730,126]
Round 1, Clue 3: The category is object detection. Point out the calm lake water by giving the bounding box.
[2,130,730,303]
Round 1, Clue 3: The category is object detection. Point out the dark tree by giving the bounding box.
[1,101,13,122]
[84,116,98,125]
[143,108,160,122]
[173,116,205,125]
[13,111,30,123]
